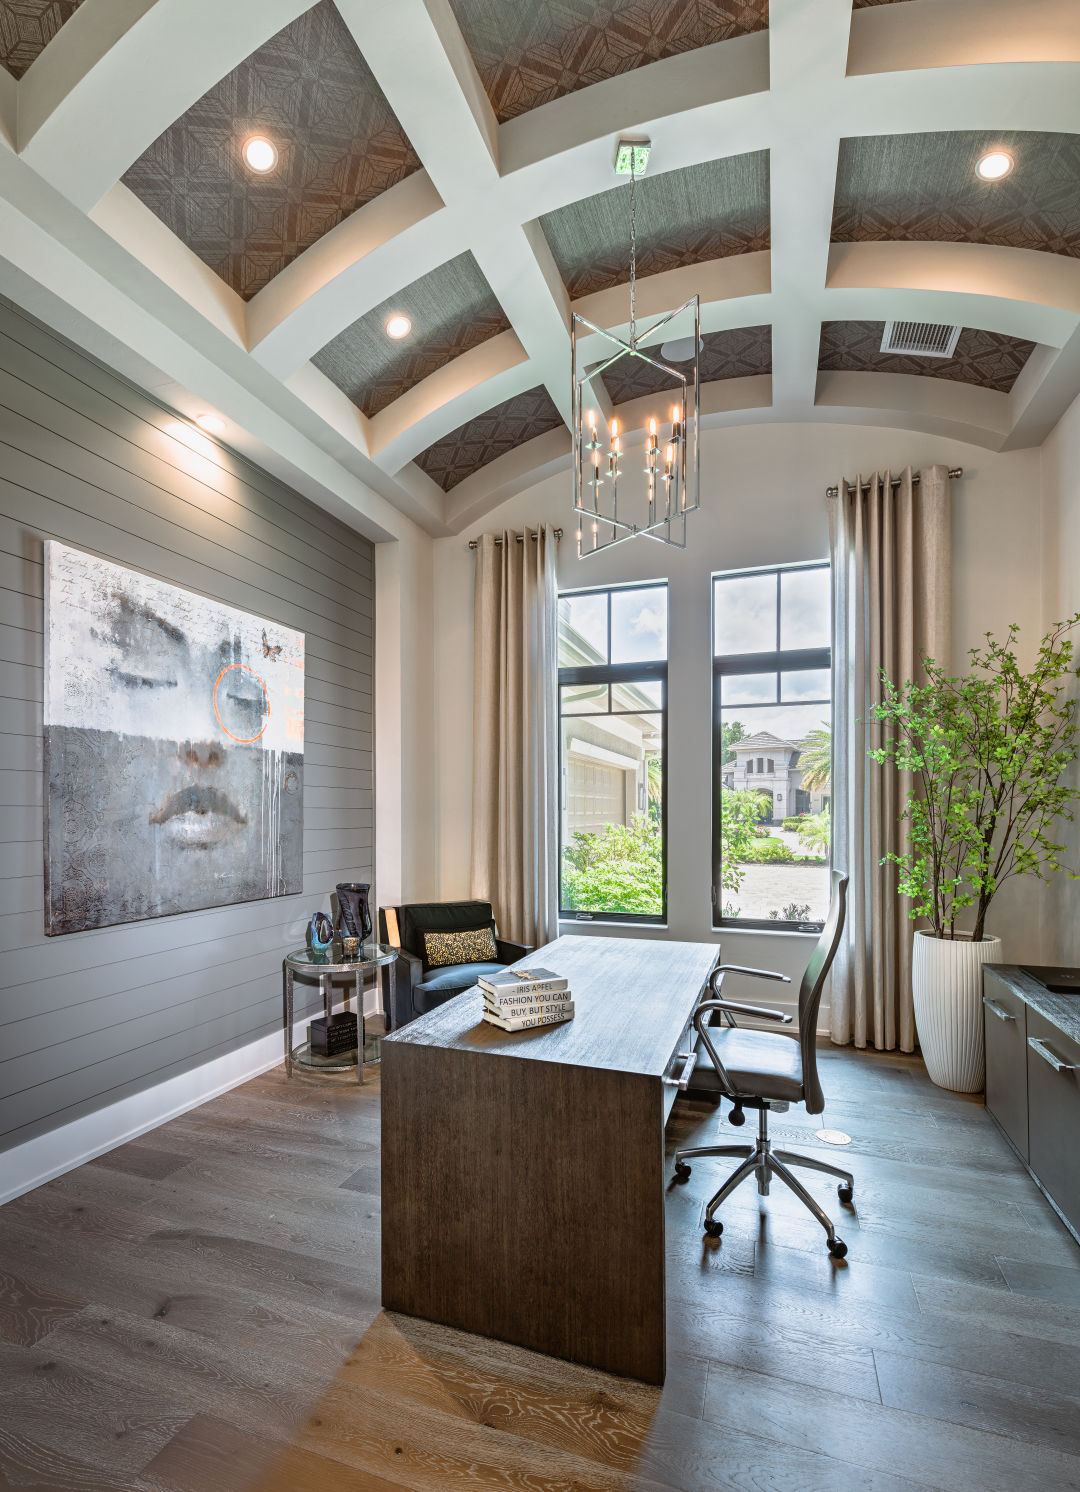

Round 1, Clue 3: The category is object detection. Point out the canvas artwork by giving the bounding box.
[43,542,304,935]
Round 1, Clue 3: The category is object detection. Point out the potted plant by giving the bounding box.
[869,616,1080,1092]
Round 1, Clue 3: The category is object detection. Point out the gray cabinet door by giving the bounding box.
[1026,1009,1080,1236]
[983,970,1029,1160]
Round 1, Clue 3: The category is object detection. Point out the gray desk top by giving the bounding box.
[381,933,719,1078]
[987,965,1080,1046]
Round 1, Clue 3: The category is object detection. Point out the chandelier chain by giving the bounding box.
[628,155,637,348]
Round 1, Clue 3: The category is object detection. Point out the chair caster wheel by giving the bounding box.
[703,1218,723,1239]
[673,1162,691,1182]
[728,1106,746,1127]
[828,1238,848,1259]
[837,1184,853,1204]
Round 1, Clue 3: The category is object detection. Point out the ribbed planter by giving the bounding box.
[912,931,1003,1093]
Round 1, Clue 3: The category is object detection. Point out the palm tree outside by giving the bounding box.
[798,724,831,792]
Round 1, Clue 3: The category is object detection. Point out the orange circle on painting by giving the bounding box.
[213,663,270,743]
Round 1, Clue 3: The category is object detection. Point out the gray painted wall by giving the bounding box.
[0,300,374,1153]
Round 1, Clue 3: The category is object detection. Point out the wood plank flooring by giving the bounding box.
[0,1044,1078,1490]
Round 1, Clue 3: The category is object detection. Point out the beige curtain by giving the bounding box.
[828,466,952,1050]
[471,526,559,947]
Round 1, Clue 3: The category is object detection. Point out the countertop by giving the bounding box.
[987,965,1080,1047]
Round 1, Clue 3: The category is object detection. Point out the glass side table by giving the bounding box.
[282,944,397,1084]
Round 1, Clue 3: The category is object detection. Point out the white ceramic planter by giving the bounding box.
[912,930,1003,1093]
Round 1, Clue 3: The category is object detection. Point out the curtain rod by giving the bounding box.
[466,528,563,551]
[825,468,963,499]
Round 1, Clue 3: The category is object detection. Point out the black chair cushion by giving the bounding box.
[417,961,505,995]
[398,900,495,964]
[691,1027,804,1104]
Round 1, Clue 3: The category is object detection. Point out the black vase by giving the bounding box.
[336,882,372,951]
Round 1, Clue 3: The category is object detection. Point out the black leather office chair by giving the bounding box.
[673,870,852,1258]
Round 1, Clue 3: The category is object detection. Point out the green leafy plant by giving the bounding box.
[798,725,831,791]
[719,789,771,889]
[741,837,795,864]
[769,902,813,922]
[797,807,831,859]
[561,814,663,915]
[869,617,1080,941]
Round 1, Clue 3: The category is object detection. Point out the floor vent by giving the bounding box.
[881,321,962,359]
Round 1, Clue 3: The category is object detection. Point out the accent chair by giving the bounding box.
[378,899,531,1030]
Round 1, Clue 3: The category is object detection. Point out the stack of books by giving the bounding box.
[479,966,574,1031]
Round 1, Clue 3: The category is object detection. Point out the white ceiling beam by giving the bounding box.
[19,0,314,212]
[815,371,1010,450]
[767,0,853,416]
[847,0,1080,77]
[1001,327,1080,450]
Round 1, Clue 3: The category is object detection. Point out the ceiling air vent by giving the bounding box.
[881,321,961,359]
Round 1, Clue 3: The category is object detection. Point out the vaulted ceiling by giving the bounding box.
[0,0,1078,542]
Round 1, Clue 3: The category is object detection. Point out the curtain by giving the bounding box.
[828,466,952,1050]
[470,526,559,947]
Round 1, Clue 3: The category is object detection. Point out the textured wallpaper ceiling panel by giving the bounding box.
[539,151,769,300]
[448,0,769,123]
[818,321,1035,393]
[833,131,1080,258]
[312,253,510,417]
[123,2,421,301]
[598,324,771,404]
[0,0,84,77]
[851,0,911,8]
[414,385,564,491]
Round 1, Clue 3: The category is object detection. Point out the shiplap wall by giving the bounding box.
[0,300,374,1153]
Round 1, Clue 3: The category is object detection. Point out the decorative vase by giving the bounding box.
[336,882,372,954]
[308,910,334,962]
[912,930,1002,1093]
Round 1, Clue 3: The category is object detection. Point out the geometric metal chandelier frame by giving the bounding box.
[571,294,701,557]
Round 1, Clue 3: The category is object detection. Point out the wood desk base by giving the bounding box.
[380,935,718,1384]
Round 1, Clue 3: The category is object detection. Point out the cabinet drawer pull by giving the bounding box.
[983,998,1016,1023]
[663,1050,698,1090]
[1028,1037,1077,1074]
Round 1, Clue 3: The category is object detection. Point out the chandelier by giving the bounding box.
[572,138,700,557]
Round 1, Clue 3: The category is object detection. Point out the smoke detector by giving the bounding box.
[881,321,961,359]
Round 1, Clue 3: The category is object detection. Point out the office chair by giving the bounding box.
[674,870,852,1258]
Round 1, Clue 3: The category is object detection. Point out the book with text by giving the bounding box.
[478,966,568,998]
[483,996,574,1020]
[484,1003,575,1032]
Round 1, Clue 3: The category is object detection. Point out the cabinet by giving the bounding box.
[1026,1011,1080,1238]
[982,972,1028,1160]
[983,967,1080,1244]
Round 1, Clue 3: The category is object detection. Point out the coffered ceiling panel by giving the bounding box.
[447,0,769,124]
[0,0,84,77]
[539,151,769,301]
[312,253,510,417]
[851,1,911,8]
[599,324,771,404]
[818,321,1035,393]
[122,2,422,301]
[414,386,564,491]
[833,132,1080,258]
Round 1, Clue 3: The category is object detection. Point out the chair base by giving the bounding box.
[674,1107,854,1258]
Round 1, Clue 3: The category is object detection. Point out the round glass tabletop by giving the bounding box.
[285,943,397,974]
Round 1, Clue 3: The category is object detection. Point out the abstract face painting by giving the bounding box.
[44,542,304,934]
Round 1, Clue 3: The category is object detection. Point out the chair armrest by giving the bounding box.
[704,998,793,1025]
[496,939,532,964]
[388,947,423,1030]
[712,963,792,987]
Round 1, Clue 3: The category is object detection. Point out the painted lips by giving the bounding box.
[149,785,248,848]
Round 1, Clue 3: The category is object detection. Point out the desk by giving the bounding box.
[380,933,719,1384]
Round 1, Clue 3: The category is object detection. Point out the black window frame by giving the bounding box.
[711,562,831,933]
[558,582,668,926]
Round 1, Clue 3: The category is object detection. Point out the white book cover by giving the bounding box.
[482,985,573,1009]
[483,1004,575,1032]
[477,967,568,997]
[483,996,574,1019]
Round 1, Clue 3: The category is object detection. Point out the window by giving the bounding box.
[558,584,667,921]
[712,563,831,929]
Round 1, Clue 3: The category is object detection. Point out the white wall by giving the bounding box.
[1039,387,1080,966]
[428,421,1048,1017]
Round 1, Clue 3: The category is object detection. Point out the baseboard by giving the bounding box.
[0,994,376,1207]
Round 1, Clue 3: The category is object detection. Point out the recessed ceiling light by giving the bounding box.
[660,335,704,363]
[194,413,226,435]
[976,150,1014,182]
[385,314,412,340]
[242,136,278,173]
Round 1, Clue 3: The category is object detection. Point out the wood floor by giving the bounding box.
[1,1044,1079,1491]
